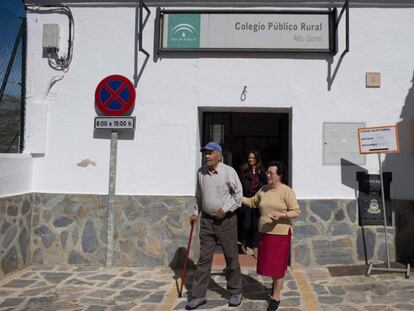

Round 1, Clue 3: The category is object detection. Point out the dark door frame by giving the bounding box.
[198,107,292,186]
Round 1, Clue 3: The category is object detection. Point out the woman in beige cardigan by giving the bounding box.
[242,161,300,311]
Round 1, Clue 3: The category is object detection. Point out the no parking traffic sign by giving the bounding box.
[95,74,135,116]
[95,75,137,266]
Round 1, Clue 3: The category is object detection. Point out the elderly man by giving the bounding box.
[186,142,243,310]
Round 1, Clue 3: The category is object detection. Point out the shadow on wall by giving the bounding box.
[383,71,414,201]
[340,158,367,195]
[382,71,414,264]
[340,158,373,264]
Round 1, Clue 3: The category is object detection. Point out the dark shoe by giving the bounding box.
[185,297,207,310]
[267,298,280,311]
[229,293,242,307]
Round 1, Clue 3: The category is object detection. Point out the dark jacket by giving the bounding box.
[241,169,267,197]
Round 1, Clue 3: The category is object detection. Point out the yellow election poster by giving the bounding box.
[358,125,400,154]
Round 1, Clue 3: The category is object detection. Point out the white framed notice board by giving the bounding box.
[323,122,366,165]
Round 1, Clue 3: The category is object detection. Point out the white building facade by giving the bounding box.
[1,0,413,277]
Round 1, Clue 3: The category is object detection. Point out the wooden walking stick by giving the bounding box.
[178,220,195,297]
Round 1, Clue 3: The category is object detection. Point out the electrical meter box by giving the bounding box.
[42,24,59,49]
[356,171,392,226]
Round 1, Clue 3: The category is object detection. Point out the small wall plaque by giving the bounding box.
[366,72,381,88]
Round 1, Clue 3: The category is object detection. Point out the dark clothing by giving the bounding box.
[238,206,260,248]
[241,169,267,197]
[191,212,242,298]
[238,170,267,248]
[249,173,260,194]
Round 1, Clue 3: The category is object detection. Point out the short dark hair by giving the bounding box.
[267,161,286,178]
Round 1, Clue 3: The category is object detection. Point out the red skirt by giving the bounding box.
[256,230,291,278]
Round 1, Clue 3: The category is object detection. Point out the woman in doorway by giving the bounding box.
[238,150,267,258]
[241,161,300,311]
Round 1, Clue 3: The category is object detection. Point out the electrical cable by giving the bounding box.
[26,5,74,72]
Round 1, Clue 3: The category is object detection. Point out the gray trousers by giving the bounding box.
[191,212,242,298]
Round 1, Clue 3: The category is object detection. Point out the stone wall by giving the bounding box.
[30,194,107,266]
[291,200,397,267]
[1,193,413,279]
[31,195,404,268]
[29,194,196,268]
[0,194,32,278]
[113,196,196,267]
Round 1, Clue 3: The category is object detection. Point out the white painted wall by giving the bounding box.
[24,7,414,199]
[0,154,32,197]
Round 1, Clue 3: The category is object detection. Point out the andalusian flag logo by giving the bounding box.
[167,14,200,48]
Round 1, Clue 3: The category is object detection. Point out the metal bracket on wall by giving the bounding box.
[134,0,151,87]
[336,0,350,57]
[327,0,349,90]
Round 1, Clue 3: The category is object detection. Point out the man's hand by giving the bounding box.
[190,214,198,224]
[215,208,226,220]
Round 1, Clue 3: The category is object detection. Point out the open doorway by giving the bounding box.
[202,111,291,185]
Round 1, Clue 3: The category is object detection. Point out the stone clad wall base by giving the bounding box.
[1,194,413,280]
[29,193,196,268]
[30,194,108,267]
[292,200,400,267]
[0,194,33,279]
[113,195,197,267]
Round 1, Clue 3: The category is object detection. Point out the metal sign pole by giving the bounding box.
[379,153,391,269]
[366,153,410,278]
[106,131,118,267]
[94,74,136,267]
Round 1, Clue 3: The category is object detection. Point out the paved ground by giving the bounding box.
[0,260,413,311]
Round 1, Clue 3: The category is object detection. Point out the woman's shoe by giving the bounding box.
[267,298,280,311]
